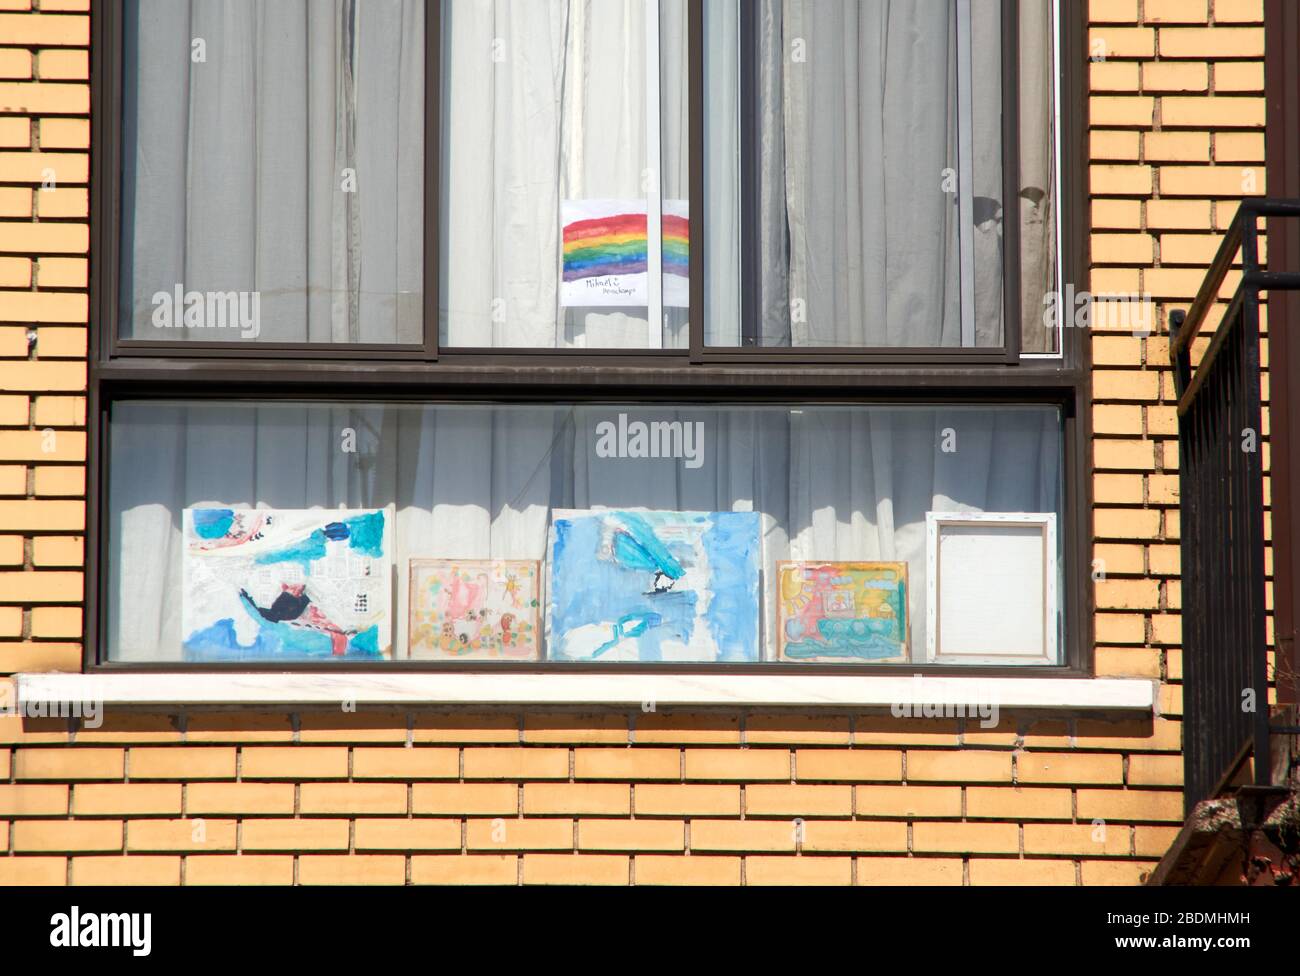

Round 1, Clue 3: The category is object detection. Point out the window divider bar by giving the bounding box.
[646,0,664,350]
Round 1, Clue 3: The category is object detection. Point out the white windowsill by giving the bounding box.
[14,672,1155,712]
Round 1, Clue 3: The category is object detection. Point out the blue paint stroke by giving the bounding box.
[611,511,685,581]
[182,613,382,662]
[191,508,234,540]
[590,612,662,658]
[253,510,386,567]
[341,511,385,557]
[700,513,760,661]
[183,582,384,662]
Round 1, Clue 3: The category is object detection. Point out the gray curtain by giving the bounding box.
[121,0,424,343]
[706,0,1055,349]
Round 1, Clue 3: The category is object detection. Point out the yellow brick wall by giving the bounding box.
[0,0,1267,885]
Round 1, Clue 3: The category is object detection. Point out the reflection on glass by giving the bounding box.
[119,0,424,343]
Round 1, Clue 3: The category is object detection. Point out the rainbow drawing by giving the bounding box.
[559,199,690,308]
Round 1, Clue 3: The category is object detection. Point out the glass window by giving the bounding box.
[438,0,689,349]
[118,0,425,344]
[106,400,1064,665]
[703,0,1058,353]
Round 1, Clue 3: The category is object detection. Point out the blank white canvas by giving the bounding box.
[935,523,1047,659]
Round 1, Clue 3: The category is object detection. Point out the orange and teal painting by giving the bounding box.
[777,561,909,663]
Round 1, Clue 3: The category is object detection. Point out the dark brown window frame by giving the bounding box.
[85,0,1093,676]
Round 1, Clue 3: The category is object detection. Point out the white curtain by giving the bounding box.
[122,0,424,342]
[439,0,689,348]
[109,403,1061,663]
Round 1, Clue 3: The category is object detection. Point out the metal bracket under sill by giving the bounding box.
[13,672,1156,712]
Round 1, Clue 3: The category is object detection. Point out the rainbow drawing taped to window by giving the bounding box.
[560,199,689,308]
[180,507,393,661]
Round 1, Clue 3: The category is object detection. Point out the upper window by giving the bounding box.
[114,0,1059,357]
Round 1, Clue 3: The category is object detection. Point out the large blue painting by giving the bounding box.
[181,507,392,661]
[546,509,761,662]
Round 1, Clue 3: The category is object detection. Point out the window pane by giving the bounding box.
[106,400,1063,664]
[438,0,689,349]
[119,0,424,344]
[1020,0,1060,355]
[705,0,1049,350]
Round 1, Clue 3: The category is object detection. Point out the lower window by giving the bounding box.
[104,400,1064,666]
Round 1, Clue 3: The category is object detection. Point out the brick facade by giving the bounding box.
[0,0,1268,885]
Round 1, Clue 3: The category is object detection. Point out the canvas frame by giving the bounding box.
[925,511,1059,666]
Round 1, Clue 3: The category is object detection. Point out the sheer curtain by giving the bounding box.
[109,404,1061,663]
[120,0,424,343]
[439,0,689,348]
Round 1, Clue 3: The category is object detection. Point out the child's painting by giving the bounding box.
[559,199,689,308]
[777,561,909,663]
[547,509,760,662]
[408,559,541,660]
[180,507,393,661]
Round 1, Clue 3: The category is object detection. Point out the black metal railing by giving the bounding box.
[1169,199,1300,813]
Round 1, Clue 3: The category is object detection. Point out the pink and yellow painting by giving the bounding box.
[777,561,909,663]
[408,559,540,660]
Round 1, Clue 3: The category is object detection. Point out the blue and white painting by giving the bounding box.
[546,509,761,662]
[180,507,392,661]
